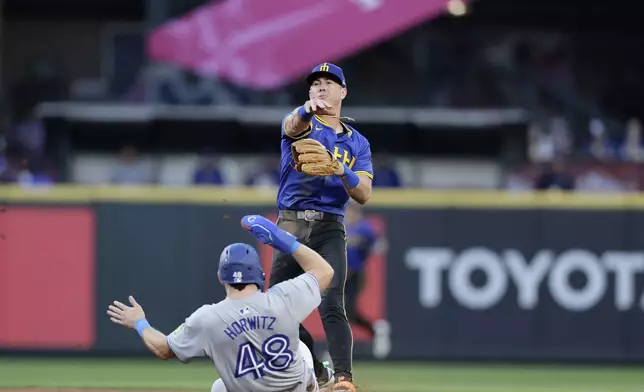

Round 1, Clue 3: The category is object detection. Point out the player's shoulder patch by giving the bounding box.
[171,323,185,336]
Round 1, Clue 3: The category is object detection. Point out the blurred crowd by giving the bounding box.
[504,116,644,192]
[78,144,403,189]
[1,25,644,192]
[526,116,644,165]
[0,106,54,187]
[0,55,67,186]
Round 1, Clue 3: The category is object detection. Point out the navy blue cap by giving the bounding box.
[306,63,346,88]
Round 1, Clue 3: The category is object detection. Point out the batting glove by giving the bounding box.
[241,215,301,255]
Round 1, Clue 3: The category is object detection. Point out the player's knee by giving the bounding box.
[211,379,227,392]
[298,339,314,370]
[319,295,346,319]
[344,300,357,315]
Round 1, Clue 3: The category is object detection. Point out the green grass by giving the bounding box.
[1,358,644,392]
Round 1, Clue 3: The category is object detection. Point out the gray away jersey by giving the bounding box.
[167,273,321,392]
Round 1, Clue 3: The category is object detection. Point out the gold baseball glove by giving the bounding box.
[291,139,341,176]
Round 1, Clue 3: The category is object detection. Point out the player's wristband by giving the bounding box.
[135,318,151,337]
[289,241,301,255]
[270,225,301,255]
[341,167,360,189]
[297,105,314,122]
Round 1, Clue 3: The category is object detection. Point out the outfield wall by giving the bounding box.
[2,186,644,362]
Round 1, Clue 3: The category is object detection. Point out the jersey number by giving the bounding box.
[234,334,294,379]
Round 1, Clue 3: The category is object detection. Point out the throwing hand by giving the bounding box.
[305,98,332,115]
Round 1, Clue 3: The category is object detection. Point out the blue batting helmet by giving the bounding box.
[218,243,265,289]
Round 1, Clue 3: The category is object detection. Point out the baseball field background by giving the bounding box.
[4,187,644,392]
[3,0,644,390]
[2,357,644,392]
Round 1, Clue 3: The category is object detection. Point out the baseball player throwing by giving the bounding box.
[273,62,374,392]
[107,214,334,392]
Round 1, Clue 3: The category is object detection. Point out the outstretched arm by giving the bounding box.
[290,242,335,292]
[241,215,334,292]
[283,99,332,138]
[107,296,174,360]
[141,327,174,360]
[283,106,313,138]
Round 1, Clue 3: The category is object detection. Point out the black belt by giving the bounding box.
[278,209,343,222]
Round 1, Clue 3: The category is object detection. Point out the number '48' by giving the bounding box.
[235,334,294,379]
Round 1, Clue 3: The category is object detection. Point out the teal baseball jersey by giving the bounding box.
[167,273,321,392]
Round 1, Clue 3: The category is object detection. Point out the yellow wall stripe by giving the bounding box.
[2,186,644,209]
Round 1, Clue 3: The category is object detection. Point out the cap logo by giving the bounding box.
[320,63,330,72]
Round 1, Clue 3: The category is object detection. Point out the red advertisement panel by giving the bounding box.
[0,207,95,349]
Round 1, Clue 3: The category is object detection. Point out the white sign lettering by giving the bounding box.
[405,247,644,311]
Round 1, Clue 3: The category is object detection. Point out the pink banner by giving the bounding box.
[147,0,455,89]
